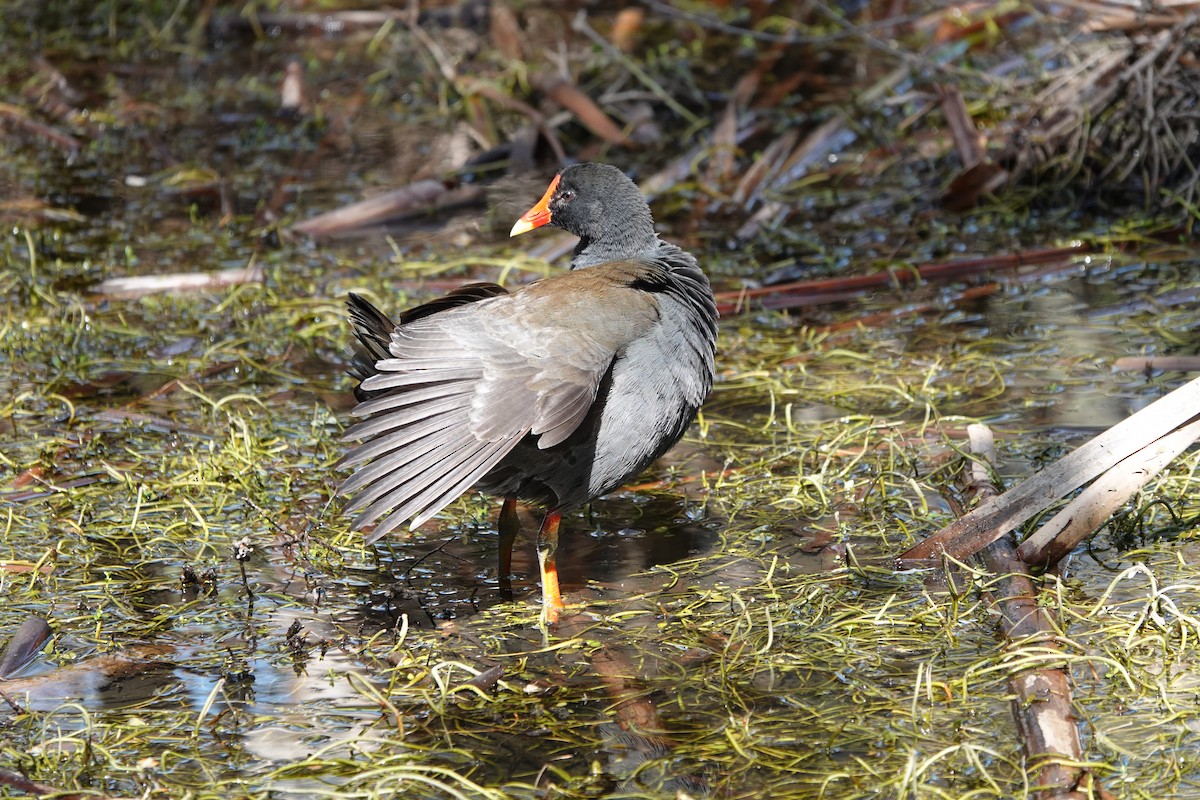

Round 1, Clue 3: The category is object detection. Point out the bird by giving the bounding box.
[337,162,718,624]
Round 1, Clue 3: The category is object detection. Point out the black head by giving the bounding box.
[510,163,657,264]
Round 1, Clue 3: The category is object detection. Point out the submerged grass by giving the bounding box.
[5,247,1198,798]
[2,2,1200,799]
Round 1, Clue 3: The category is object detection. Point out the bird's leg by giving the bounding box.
[498,496,520,600]
[536,510,565,625]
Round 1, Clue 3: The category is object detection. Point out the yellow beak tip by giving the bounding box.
[510,219,535,238]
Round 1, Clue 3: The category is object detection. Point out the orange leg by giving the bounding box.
[536,510,565,625]
[498,496,519,599]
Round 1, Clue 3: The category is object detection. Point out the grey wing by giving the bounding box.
[336,295,620,543]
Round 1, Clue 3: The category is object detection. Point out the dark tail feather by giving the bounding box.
[346,283,509,400]
[346,293,396,400]
[396,282,509,324]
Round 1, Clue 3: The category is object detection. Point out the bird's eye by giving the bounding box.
[558,189,575,202]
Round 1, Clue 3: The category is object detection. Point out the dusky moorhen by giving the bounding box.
[338,162,718,623]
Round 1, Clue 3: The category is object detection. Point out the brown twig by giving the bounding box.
[0,616,51,679]
[530,73,631,148]
[964,425,1089,799]
[714,244,1092,316]
[812,283,1001,334]
[0,102,81,153]
[736,64,911,240]
[0,769,84,799]
[489,1,525,60]
[938,84,985,168]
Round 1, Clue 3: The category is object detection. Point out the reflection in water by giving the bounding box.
[1,644,177,712]
[358,489,723,628]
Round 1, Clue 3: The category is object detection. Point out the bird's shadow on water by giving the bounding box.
[353,489,722,630]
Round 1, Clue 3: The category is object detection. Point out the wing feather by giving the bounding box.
[349,381,473,418]
[531,382,597,448]
[339,264,665,539]
[337,413,462,493]
[358,366,478,389]
[340,393,472,455]
[379,438,517,534]
[354,437,513,536]
[342,423,477,515]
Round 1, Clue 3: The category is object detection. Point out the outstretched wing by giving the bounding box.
[337,271,658,543]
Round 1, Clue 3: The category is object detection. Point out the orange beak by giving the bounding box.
[510,174,560,237]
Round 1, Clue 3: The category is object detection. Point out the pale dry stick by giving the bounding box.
[734,116,854,240]
[707,46,783,190]
[1114,356,1200,372]
[899,375,1200,562]
[403,7,573,163]
[399,6,457,84]
[401,5,560,162]
[93,264,265,299]
[1018,416,1200,567]
[967,424,1090,800]
[290,183,486,238]
[638,120,770,202]
[732,128,799,206]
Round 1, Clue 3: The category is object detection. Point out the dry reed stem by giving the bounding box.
[899,376,1200,563]
[1017,417,1200,567]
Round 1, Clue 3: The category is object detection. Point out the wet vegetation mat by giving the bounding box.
[2,1,1200,798]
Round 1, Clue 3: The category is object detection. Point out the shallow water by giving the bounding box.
[3,4,1200,799]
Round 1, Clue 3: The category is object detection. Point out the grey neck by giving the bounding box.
[570,230,662,270]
